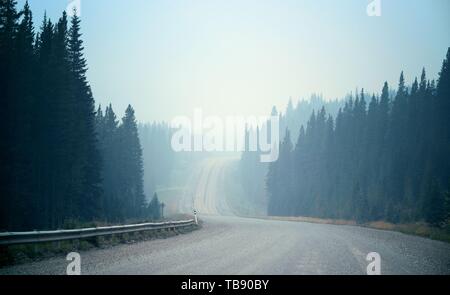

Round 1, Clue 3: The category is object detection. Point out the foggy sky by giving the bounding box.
[20,0,450,122]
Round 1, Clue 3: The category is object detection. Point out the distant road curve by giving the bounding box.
[1,157,449,275]
[178,157,237,216]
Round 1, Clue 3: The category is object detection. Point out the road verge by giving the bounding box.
[261,216,450,243]
[0,217,200,267]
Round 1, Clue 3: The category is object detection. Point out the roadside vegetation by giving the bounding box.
[0,214,199,267]
[267,216,450,243]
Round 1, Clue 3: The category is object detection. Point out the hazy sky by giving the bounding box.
[19,0,450,122]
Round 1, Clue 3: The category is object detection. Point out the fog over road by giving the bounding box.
[1,158,450,275]
[179,158,237,216]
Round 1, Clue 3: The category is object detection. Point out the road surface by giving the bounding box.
[1,158,450,275]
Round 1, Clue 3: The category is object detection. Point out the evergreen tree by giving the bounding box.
[96,104,120,220]
[119,105,145,218]
[67,9,102,222]
[0,0,19,229]
[435,48,450,184]
[266,50,450,225]
[0,2,151,230]
[424,180,445,226]
[147,193,161,220]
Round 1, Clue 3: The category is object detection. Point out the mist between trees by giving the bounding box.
[242,50,450,226]
[1,0,449,232]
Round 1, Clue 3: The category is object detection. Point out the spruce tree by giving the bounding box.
[435,48,450,184]
[68,10,102,222]
[120,105,145,218]
[148,193,161,220]
[0,0,19,229]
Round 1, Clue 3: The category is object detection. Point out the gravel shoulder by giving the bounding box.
[1,215,449,275]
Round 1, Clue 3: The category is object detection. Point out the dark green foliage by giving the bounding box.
[424,180,445,226]
[96,104,120,220]
[119,105,146,218]
[0,2,146,230]
[444,184,450,224]
[266,48,450,225]
[95,104,147,222]
[0,0,20,229]
[240,98,344,213]
[67,11,102,222]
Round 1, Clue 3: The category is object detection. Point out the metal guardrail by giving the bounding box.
[0,219,197,246]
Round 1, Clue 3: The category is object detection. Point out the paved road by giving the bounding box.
[1,158,450,275]
[178,157,237,216]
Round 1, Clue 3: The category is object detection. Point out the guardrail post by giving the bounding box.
[73,238,79,250]
[133,231,140,242]
[194,210,198,225]
[88,236,99,247]
[121,232,129,243]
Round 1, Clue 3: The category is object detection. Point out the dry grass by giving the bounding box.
[367,221,450,243]
[266,216,357,226]
[366,221,396,230]
[267,216,450,243]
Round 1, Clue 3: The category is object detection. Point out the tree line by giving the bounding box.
[267,49,450,225]
[281,95,344,144]
[0,1,150,230]
[240,96,345,214]
[95,104,147,223]
[139,122,175,199]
